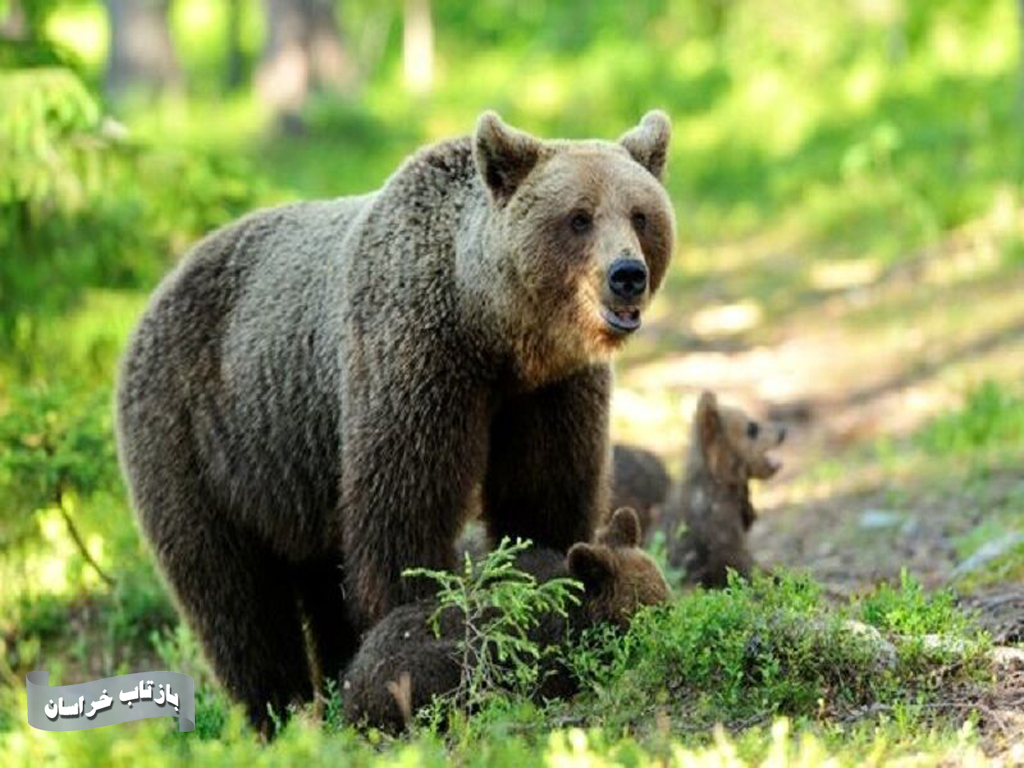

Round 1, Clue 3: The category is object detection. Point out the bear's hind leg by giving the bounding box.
[151,509,313,736]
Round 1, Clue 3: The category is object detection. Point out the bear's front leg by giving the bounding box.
[483,364,612,550]
[338,369,490,628]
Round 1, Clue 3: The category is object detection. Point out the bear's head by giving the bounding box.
[694,391,787,485]
[470,112,676,386]
[566,507,670,627]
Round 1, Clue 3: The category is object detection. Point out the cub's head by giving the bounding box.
[472,111,675,384]
[694,391,787,484]
[567,507,671,627]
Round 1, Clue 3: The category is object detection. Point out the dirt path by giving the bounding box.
[614,221,1024,614]
[611,226,1024,754]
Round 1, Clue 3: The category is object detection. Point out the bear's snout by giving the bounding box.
[598,256,648,335]
[607,257,648,301]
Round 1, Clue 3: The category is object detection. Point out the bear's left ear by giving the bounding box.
[618,110,671,182]
[598,507,642,548]
[474,111,542,205]
[567,543,615,591]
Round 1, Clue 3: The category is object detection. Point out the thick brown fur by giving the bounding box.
[342,508,669,733]
[657,392,786,588]
[115,112,675,732]
[609,444,671,534]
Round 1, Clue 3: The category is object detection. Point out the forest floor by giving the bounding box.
[612,213,1024,757]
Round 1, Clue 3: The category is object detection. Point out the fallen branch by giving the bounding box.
[56,488,116,588]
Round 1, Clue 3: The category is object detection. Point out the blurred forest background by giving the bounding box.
[2,0,1024,764]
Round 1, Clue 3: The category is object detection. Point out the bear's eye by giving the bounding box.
[747,421,760,439]
[569,210,593,234]
[631,211,647,234]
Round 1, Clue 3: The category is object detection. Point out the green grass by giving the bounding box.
[566,572,989,736]
[1,571,997,766]
[917,380,1024,455]
[858,570,971,637]
[954,539,1024,591]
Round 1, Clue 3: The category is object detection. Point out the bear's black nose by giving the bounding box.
[608,258,648,300]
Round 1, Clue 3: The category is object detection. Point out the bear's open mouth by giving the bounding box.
[600,305,641,334]
[763,428,786,475]
[753,453,782,479]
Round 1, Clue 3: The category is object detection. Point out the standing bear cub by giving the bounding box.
[116,112,675,731]
[656,391,786,587]
[343,507,670,733]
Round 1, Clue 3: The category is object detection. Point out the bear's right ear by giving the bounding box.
[568,543,615,591]
[474,111,542,205]
[696,391,721,450]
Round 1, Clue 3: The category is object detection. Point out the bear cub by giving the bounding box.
[610,443,671,534]
[342,508,669,732]
[655,391,786,587]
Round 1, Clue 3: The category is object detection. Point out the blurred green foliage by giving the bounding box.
[0,0,76,68]
[0,67,259,355]
[0,385,116,539]
[0,68,101,208]
[918,380,1024,454]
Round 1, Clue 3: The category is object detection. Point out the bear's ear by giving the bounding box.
[696,391,721,450]
[598,507,641,548]
[567,543,615,590]
[473,111,542,205]
[618,110,671,182]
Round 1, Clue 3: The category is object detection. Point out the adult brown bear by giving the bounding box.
[115,112,675,731]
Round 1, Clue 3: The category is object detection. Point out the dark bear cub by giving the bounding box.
[610,443,672,534]
[657,391,786,587]
[342,508,669,732]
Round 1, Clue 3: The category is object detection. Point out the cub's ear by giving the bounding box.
[696,391,721,450]
[618,110,671,182]
[598,507,641,548]
[567,543,615,590]
[473,111,542,205]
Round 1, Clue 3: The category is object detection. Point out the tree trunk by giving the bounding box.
[224,0,245,89]
[0,0,28,41]
[104,0,182,99]
[257,0,355,121]
[402,0,433,94]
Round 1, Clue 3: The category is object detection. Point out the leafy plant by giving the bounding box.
[403,538,582,716]
[0,67,106,212]
[858,569,970,637]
